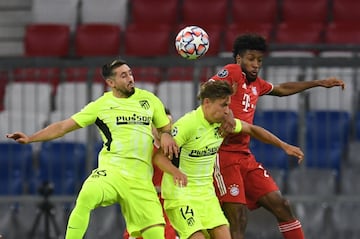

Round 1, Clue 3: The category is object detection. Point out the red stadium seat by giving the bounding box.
[124,24,172,57]
[281,0,329,25]
[274,22,323,44]
[13,67,61,95]
[24,24,70,57]
[224,23,273,52]
[324,22,360,44]
[132,67,163,84]
[181,0,228,27]
[166,66,215,83]
[332,0,360,23]
[75,24,121,57]
[231,0,278,25]
[130,0,179,26]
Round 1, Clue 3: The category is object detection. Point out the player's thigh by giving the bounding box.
[244,165,279,210]
[214,163,246,204]
[121,178,165,237]
[77,168,119,207]
[208,225,231,239]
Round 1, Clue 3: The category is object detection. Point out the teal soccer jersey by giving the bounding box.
[162,106,242,200]
[71,89,169,180]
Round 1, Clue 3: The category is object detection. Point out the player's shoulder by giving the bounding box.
[211,64,242,80]
[134,87,160,99]
[175,109,198,128]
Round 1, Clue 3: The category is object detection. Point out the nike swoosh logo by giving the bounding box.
[68,226,79,229]
[110,106,121,109]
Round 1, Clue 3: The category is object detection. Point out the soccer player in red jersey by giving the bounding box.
[210,34,345,239]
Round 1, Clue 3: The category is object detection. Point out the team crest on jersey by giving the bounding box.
[228,184,240,196]
[216,69,228,78]
[251,86,258,95]
[214,127,221,138]
[172,126,178,136]
[139,100,150,109]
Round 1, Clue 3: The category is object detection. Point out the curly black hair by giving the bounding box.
[232,33,268,59]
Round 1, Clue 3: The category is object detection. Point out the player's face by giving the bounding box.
[109,64,135,98]
[205,96,231,124]
[238,50,264,83]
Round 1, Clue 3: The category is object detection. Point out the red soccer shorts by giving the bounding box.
[214,150,279,210]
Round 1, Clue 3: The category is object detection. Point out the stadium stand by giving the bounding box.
[24,24,70,57]
[74,23,121,57]
[0,143,33,195]
[287,168,338,196]
[309,67,354,113]
[339,166,360,195]
[324,22,360,45]
[31,0,79,31]
[280,0,329,25]
[224,23,274,53]
[124,23,172,57]
[293,201,332,239]
[251,110,299,170]
[329,201,360,239]
[230,0,278,26]
[181,0,227,27]
[34,141,87,195]
[49,81,104,143]
[129,0,178,27]
[4,82,52,115]
[80,0,128,29]
[331,0,360,23]
[157,80,195,121]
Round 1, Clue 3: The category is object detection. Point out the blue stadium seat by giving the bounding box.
[305,110,350,173]
[251,110,299,170]
[305,146,342,174]
[34,141,87,195]
[356,111,360,140]
[0,143,33,195]
[305,110,350,150]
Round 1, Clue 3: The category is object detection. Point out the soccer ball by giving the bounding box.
[175,26,209,60]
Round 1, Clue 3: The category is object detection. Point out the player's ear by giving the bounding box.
[236,54,242,64]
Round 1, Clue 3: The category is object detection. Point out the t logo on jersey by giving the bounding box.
[139,100,150,109]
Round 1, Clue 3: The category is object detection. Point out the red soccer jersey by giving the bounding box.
[210,64,273,153]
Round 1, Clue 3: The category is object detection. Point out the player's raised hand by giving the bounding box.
[160,132,179,159]
[6,132,29,144]
[282,143,304,164]
[319,77,345,90]
[219,110,236,137]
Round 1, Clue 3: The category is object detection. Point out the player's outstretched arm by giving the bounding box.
[219,110,236,137]
[240,121,304,163]
[153,149,187,187]
[158,124,179,158]
[6,118,80,144]
[271,77,345,96]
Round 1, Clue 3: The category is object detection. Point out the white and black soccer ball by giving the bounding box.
[175,26,209,60]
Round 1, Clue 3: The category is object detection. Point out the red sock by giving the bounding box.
[278,220,305,239]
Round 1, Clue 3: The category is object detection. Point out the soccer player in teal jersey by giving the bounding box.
[152,80,304,239]
[6,58,179,239]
